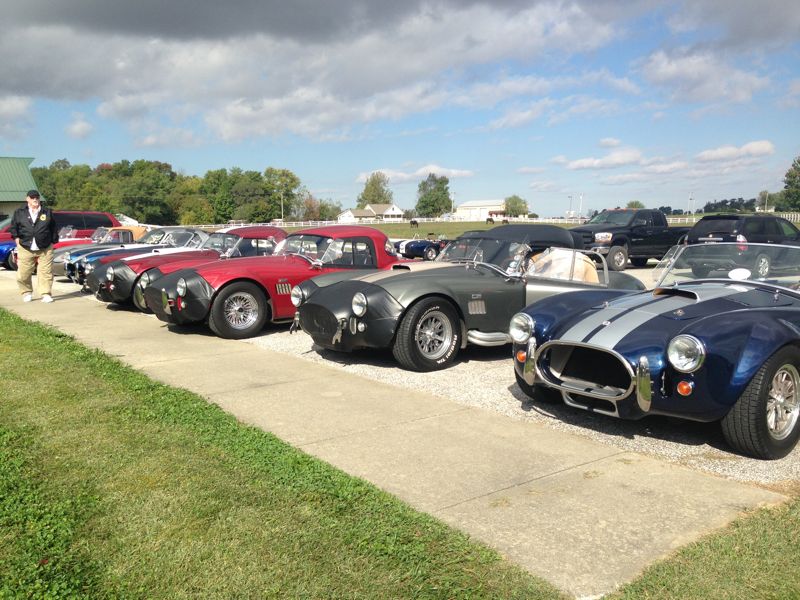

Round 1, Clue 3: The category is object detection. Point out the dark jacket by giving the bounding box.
[9,205,59,251]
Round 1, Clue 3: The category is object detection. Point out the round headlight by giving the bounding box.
[139,270,151,288]
[509,313,535,344]
[64,252,72,262]
[352,292,367,317]
[84,261,94,273]
[176,278,187,297]
[667,335,706,373]
[105,265,115,281]
[290,286,305,307]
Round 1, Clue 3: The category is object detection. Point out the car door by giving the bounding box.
[630,211,656,255]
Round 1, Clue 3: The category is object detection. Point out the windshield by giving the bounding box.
[272,234,370,265]
[438,237,522,267]
[138,229,169,244]
[652,243,800,289]
[202,232,242,253]
[586,211,634,226]
[90,227,109,241]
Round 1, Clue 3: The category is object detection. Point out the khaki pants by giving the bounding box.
[17,244,54,297]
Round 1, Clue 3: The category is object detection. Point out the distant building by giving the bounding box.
[0,157,41,219]
[337,202,404,223]
[454,199,507,221]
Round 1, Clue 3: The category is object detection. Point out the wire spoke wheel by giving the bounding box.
[766,364,800,441]
[222,291,260,330]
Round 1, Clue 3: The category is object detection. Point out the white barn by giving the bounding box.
[454,199,507,221]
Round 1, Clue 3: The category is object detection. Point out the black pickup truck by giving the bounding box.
[570,209,690,271]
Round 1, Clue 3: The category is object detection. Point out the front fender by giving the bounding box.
[682,310,800,410]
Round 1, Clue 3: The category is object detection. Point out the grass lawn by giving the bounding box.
[1,307,798,598]
[0,309,563,599]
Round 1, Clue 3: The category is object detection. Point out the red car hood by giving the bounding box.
[121,248,220,273]
[193,254,335,289]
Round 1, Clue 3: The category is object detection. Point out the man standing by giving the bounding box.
[9,190,59,302]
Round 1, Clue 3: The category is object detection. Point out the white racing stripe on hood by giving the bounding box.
[122,247,200,262]
[560,285,744,348]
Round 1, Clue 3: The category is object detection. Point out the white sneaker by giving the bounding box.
[41,294,54,303]
[22,293,32,302]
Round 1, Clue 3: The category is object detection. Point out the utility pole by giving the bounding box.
[568,195,573,218]
[578,193,583,218]
[280,189,284,221]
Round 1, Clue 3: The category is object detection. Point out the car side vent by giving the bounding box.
[467,300,487,315]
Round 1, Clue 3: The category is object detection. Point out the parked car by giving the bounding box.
[683,215,800,278]
[52,226,151,276]
[394,234,448,260]
[0,240,15,270]
[90,225,287,309]
[291,225,645,372]
[64,227,208,285]
[571,209,689,271]
[510,242,800,459]
[144,225,402,339]
[0,210,120,244]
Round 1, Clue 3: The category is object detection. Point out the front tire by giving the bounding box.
[6,251,18,270]
[423,245,439,261]
[630,257,649,268]
[392,298,460,371]
[691,265,711,278]
[608,245,628,271]
[132,276,152,313]
[208,282,269,339]
[721,346,800,459]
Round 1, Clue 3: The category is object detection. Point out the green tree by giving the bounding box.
[415,173,451,217]
[357,172,393,209]
[783,156,800,210]
[178,197,215,225]
[504,195,528,217]
[264,167,302,219]
[626,200,645,209]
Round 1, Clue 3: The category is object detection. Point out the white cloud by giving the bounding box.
[65,112,93,139]
[529,180,558,192]
[640,49,768,103]
[135,127,202,148]
[356,164,473,184]
[601,173,648,185]
[779,79,800,108]
[517,166,545,174]
[695,140,775,162]
[0,95,32,138]
[600,137,621,147]
[567,148,643,170]
[489,99,553,130]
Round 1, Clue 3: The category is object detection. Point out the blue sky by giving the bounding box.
[1,1,798,216]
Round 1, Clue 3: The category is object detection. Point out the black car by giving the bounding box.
[291,225,645,371]
[685,215,800,278]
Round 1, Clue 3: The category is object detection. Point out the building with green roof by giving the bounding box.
[0,157,41,219]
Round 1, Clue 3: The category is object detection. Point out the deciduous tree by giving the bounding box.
[357,172,393,209]
[504,195,528,217]
[415,173,451,217]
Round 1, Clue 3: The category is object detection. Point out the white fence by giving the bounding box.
[192,213,800,230]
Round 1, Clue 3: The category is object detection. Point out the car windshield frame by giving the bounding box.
[652,242,800,291]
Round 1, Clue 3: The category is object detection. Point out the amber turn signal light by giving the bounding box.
[676,380,694,396]
[515,350,527,363]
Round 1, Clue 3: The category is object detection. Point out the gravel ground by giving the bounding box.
[244,327,800,488]
[19,269,800,489]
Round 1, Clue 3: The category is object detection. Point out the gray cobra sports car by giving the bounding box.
[291,224,646,371]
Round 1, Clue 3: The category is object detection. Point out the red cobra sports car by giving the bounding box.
[88,225,287,310]
[143,225,402,339]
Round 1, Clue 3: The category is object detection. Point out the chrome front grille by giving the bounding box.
[535,341,634,402]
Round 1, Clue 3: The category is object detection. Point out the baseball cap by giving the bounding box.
[27,190,41,199]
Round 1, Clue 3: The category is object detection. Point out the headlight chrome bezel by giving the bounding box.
[290,286,305,307]
[138,270,151,289]
[105,265,115,282]
[509,313,535,344]
[667,335,706,373]
[351,292,368,317]
[176,278,187,297]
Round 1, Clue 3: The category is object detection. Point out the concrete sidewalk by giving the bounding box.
[0,272,786,598]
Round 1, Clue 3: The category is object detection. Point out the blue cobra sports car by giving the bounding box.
[511,242,800,459]
[0,240,15,269]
